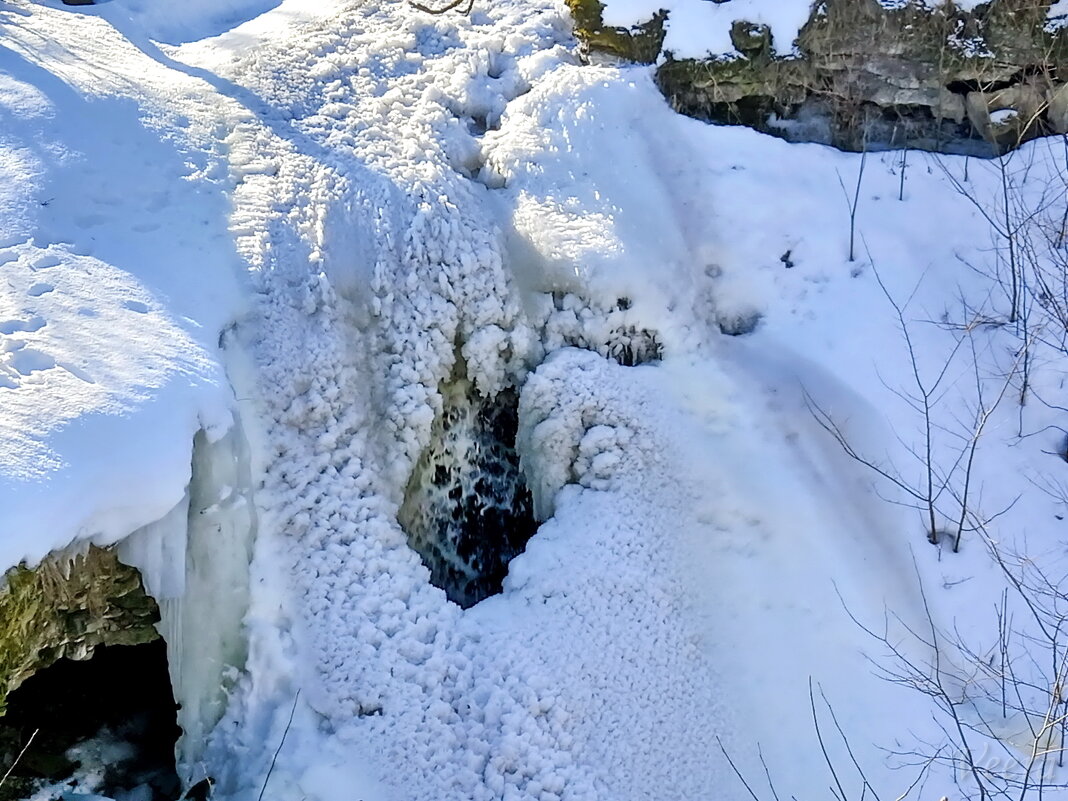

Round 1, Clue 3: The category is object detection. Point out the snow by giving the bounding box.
[483,67,711,337]
[1049,0,1068,30]
[89,0,283,46]
[668,123,1068,791]
[0,36,243,568]
[5,0,1068,800]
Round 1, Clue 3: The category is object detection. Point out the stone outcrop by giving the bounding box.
[568,0,668,64]
[569,0,1068,154]
[0,546,159,713]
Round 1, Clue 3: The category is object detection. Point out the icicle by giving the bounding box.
[115,420,256,786]
[117,493,190,601]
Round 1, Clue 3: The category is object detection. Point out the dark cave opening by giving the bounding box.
[0,640,181,801]
[400,371,539,609]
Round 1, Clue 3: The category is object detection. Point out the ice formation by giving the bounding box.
[180,7,740,796]
[119,423,255,783]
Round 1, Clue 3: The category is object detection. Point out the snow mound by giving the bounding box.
[0,243,229,564]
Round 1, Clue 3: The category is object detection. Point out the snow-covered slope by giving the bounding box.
[4,0,1068,800]
[0,16,241,567]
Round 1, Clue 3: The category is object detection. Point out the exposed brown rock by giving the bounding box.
[0,546,160,713]
[568,0,1068,154]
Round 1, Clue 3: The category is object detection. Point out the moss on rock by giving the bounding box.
[0,546,160,714]
[571,0,1068,153]
[566,0,666,63]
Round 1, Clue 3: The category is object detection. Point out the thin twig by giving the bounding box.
[717,736,764,801]
[258,690,301,801]
[0,728,37,789]
[408,0,474,14]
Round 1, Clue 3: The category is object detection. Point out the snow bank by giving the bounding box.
[484,66,712,342]
[0,35,241,564]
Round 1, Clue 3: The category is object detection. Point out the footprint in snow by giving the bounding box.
[57,361,95,384]
[123,300,149,314]
[9,348,54,376]
[32,253,61,270]
[146,191,171,212]
[27,282,54,297]
[0,316,46,335]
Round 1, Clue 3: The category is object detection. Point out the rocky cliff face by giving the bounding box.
[570,0,1068,154]
[0,546,159,713]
